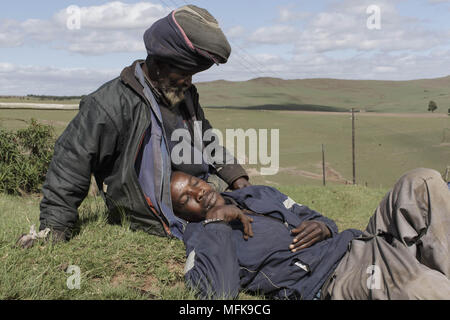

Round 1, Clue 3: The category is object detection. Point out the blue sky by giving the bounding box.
[1,0,450,95]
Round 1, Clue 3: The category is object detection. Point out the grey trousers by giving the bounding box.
[322,168,450,300]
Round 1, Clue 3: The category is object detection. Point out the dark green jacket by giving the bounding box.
[39,60,247,239]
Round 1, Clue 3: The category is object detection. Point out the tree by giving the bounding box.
[428,100,437,113]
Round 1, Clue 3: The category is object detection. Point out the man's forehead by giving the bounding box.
[172,172,192,190]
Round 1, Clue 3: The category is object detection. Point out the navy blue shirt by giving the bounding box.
[183,185,362,300]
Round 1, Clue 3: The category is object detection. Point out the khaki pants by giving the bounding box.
[322,168,450,299]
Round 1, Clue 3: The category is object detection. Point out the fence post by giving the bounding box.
[352,108,356,185]
[322,144,326,186]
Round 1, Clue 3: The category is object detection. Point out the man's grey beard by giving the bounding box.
[160,86,188,109]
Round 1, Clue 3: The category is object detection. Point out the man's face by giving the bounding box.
[171,171,225,222]
[156,63,194,108]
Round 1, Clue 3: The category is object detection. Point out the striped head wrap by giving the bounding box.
[144,5,231,73]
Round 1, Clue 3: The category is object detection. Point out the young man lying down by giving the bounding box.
[170,170,450,300]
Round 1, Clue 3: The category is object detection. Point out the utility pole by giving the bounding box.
[352,108,356,185]
[322,144,326,186]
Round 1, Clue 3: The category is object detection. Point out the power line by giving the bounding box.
[158,0,172,9]
[230,40,283,79]
[166,0,180,8]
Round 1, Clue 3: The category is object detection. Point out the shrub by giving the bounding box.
[0,119,55,195]
[428,100,437,113]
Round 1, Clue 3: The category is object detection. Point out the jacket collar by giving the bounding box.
[120,60,147,102]
[120,59,165,123]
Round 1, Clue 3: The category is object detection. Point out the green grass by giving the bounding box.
[0,194,194,300]
[0,109,78,135]
[0,184,388,300]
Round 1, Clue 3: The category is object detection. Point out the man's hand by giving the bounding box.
[206,205,254,240]
[230,177,251,190]
[16,226,66,249]
[16,234,37,249]
[289,221,331,252]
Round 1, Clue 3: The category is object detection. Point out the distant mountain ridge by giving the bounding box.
[195,75,450,113]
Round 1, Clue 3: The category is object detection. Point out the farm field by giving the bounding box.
[205,108,449,188]
[0,107,448,188]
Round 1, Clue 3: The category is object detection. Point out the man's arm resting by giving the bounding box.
[16,227,66,249]
[39,96,119,240]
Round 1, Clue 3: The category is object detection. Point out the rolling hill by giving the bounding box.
[195,75,450,113]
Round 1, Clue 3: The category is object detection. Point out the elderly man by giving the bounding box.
[22,5,249,246]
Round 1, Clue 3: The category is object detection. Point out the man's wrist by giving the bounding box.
[203,218,224,225]
[202,218,226,226]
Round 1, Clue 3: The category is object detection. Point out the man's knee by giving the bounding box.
[399,168,441,183]
[388,168,444,220]
[396,168,443,192]
[402,269,450,299]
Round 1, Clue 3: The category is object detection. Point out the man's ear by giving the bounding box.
[145,56,161,79]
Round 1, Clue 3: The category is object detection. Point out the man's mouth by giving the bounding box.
[203,191,217,211]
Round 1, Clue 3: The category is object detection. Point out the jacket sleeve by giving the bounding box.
[190,86,248,186]
[183,222,241,299]
[39,95,119,239]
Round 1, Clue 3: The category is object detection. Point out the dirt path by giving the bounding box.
[0,102,78,110]
[246,162,352,184]
[278,110,449,118]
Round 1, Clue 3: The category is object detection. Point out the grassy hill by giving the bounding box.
[0,184,387,300]
[2,75,449,114]
[195,76,450,113]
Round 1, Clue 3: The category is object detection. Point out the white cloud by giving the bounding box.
[243,0,447,55]
[196,46,450,82]
[53,1,169,30]
[0,63,119,95]
[248,25,298,44]
[225,26,246,39]
[277,5,311,23]
[0,2,171,55]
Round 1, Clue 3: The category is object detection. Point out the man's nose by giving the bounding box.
[181,76,192,87]
[194,187,205,202]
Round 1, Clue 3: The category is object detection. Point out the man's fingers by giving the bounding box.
[290,229,321,251]
[291,238,318,252]
[240,215,253,240]
[245,217,254,238]
[292,224,316,243]
[290,223,307,235]
[291,220,316,235]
